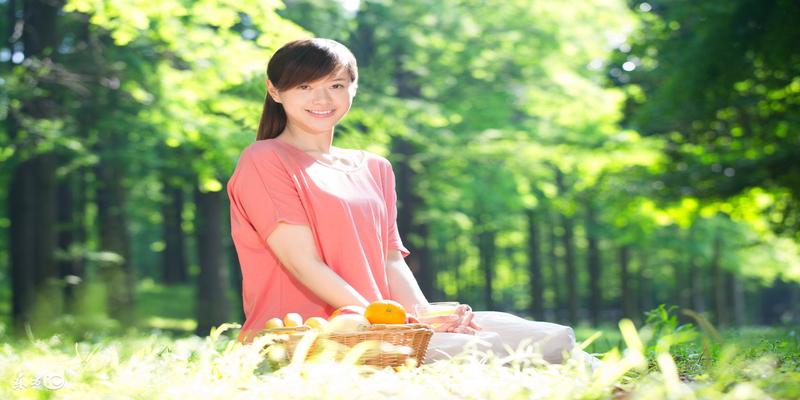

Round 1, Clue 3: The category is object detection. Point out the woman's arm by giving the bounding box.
[385,250,429,314]
[267,223,369,309]
[386,250,481,333]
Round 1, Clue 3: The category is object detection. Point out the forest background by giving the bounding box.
[2,0,799,339]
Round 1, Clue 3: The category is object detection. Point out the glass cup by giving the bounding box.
[414,302,461,330]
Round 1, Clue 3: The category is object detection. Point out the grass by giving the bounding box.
[575,324,623,355]
[0,287,798,399]
[1,323,797,399]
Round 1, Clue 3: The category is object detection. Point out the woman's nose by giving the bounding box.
[312,88,332,102]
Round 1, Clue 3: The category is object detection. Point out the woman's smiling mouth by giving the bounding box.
[307,109,335,117]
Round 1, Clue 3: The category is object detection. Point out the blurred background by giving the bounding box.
[1,0,798,339]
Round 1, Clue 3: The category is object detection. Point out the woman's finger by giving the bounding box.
[461,312,474,327]
[454,304,471,316]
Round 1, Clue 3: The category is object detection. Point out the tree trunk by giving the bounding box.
[711,234,728,326]
[162,182,189,284]
[789,283,800,325]
[9,0,63,333]
[229,236,243,322]
[95,152,136,325]
[478,227,497,310]
[547,212,562,321]
[555,168,578,324]
[691,262,707,313]
[671,262,682,311]
[194,187,231,336]
[57,166,86,313]
[620,245,635,319]
[729,273,746,326]
[760,280,793,324]
[225,191,243,322]
[57,18,101,315]
[452,235,463,301]
[637,248,653,316]
[690,224,707,314]
[416,222,435,298]
[526,209,543,319]
[392,136,435,298]
[430,230,449,301]
[9,162,41,331]
[680,226,695,310]
[61,44,94,308]
[586,203,601,326]
[94,82,135,324]
[562,216,577,324]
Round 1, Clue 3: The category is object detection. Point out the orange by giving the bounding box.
[364,300,407,324]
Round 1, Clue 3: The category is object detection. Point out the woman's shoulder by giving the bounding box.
[242,139,283,158]
[354,149,390,166]
[237,140,294,168]
[353,149,394,174]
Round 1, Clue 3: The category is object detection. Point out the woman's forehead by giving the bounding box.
[310,70,350,83]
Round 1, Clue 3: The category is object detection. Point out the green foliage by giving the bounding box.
[3,0,800,344]
[618,0,800,241]
[640,305,699,356]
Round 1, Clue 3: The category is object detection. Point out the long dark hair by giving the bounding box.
[256,38,358,140]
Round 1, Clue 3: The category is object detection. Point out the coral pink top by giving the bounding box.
[227,139,409,341]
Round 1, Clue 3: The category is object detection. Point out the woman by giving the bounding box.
[228,38,588,365]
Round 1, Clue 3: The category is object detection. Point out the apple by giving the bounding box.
[304,316,329,330]
[326,314,370,333]
[329,305,366,320]
[406,314,420,324]
[264,317,284,329]
[283,312,303,327]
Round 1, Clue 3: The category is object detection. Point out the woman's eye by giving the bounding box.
[332,83,344,89]
[298,85,311,90]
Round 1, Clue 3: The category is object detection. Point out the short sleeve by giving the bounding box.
[228,147,309,245]
[383,159,411,257]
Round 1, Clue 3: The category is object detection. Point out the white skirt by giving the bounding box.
[423,311,596,366]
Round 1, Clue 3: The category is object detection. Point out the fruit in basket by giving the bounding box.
[327,314,370,332]
[264,317,284,329]
[406,314,420,324]
[304,316,329,330]
[283,312,303,327]
[364,300,407,324]
[329,305,366,319]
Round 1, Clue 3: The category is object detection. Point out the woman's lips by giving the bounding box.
[306,109,335,118]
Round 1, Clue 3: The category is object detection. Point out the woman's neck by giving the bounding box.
[276,124,335,154]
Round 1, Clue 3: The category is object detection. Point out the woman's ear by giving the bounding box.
[266,80,281,103]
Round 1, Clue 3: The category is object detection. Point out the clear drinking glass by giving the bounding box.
[414,302,461,330]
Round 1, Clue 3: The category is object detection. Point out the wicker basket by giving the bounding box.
[264,323,433,368]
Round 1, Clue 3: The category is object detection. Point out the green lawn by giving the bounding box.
[0,285,798,398]
[1,323,797,398]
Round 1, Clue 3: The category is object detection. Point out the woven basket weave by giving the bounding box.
[264,323,433,368]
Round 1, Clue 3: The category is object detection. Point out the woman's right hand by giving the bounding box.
[430,304,481,335]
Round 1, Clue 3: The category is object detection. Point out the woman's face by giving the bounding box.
[270,71,356,136]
